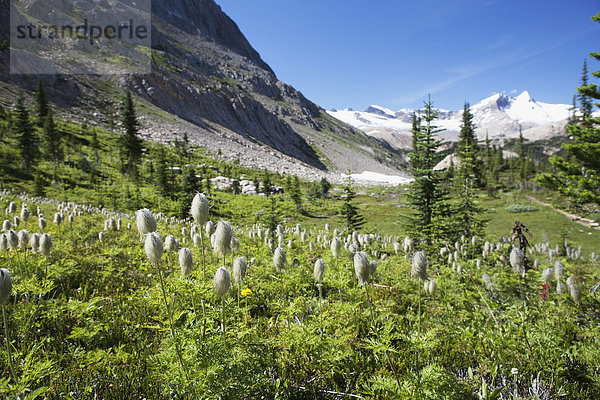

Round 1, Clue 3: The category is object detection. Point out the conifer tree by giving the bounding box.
[405,96,452,248]
[288,175,302,210]
[537,12,600,207]
[262,172,273,198]
[579,60,593,120]
[457,102,484,187]
[518,126,528,182]
[42,110,62,163]
[340,172,365,231]
[34,80,49,126]
[454,141,485,238]
[15,92,38,173]
[119,90,143,177]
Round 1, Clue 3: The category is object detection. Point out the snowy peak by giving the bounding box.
[327,91,571,149]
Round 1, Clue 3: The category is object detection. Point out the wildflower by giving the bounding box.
[179,247,193,277]
[354,251,370,285]
[213,266,231,298]
[241,288,252,296]
[190,193,209,226]
[314,259,325,283]
[0,268,11,304]
[411,251,428,281]
[145,232,163,265]
[273,247,286,273]
[233,256,247,285]
[136,208,157,237]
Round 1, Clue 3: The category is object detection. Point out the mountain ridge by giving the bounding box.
[328,91,572,150]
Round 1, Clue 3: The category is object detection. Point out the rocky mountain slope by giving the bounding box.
[0,0,406,181]
[328,91,571,151]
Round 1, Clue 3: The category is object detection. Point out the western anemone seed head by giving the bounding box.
[267,239,273,251]
[6,230,18,250]
[54,212,62,225]
[278,235,285,248]
[213,266,231,298]
[213,221,233,257]
[17,230,29,250]
[570,283,581,305]
[136,208,157,237]
[231,236,240,253]
[165,235,179,252]
[369,260,378,276]
[0,268,12,304]
[510,248,525,275]
[309,241,314,253]
[313,259,325,283]
[533,259,540,269]
[273,247,286,272]
[127,223,131,231]
[39,233,52,256]
[411,251,428,281]
[331,237,342,258]
[287,239,295,249]
[181,227,188,238]
[12,216,20,229]
[190,224,198,238]
[205,220,215,236]
[393,242,401,255]
[30,233,39,253]
[179,247,193,277]
[144,232,163,265]
[428,278,437,296]
[403,236,413,254]
[192,234,202,248]
[348,243,358,254]
[542,268,554,285]
[233,256,247,285]
[98,231,105,242]
[324,223,330,233]
[482,274,494,291]
[456,264,463,275]
[191,193,209,226]
[8,202,16,214]
[116,218,122,231]
[566,276,576,288]
[354,251,370,285]
[557,280,565,295]
[20,207,29,222]
[476,259,482,269]
[2,220,10,231]
[0,234,7,252]
[554,260,564,281]
[276,225,284,237]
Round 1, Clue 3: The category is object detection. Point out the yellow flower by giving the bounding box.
[241,288,252,297]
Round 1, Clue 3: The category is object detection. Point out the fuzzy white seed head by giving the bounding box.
[369,260,378,276]
[12,216,19,229]
[566,276,576,288]
[557,280,565,295]
[213,221,233,257]
[98,231,105,242]
[17,230,29,250]
[2,220,11,231]
[205,221,215,236]
[231,236,240,253]
[314,259,325,283]
[144,232,163,265]
[287,239,295,249]
[136,208,157,237]
[0,234,7,252]
[8,202,16,214]
[542,268,554,285]
[309,241,314,253]
[54,212,62,225]
[273,247,286,273]
[179,247,193,277]
[331,237,342,259]
[20,207,29,222]
[165,235,179,252]
[193,234,202,248]
[233,256,247,285]
[554,260,564,281]
[6,230,18,250]
[0,268,12,304]
[213,266,231,298]
[127,223,131,231]
[191,193,209,226]
[428,278,437,296]
[411,251,428,281]
[39,233,52,256]
[510,248,525,275]
[354,251,370,285]
[570,283,581,305]
[29,233,39,253]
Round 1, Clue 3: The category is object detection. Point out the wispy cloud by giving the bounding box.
[397,26,595,106]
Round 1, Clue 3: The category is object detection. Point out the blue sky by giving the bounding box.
[216,0,600,111]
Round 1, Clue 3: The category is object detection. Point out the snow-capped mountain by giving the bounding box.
[327,91,571,150]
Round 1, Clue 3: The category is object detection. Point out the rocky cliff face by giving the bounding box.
[0,0,406,179]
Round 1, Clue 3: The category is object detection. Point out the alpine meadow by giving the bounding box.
[1,1,600,399]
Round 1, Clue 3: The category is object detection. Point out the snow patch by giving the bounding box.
[343,171,413,185]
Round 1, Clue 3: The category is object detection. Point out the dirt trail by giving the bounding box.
[526,195,600,230]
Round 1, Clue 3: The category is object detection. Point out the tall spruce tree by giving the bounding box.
[340,173,365,231]
[119,90,143,177]
[406,96,452,248]
[457,102,484,187]
[536,12,600,207]
[454,141,485,238]
[34,80,49,126]
[15,92,38,173]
